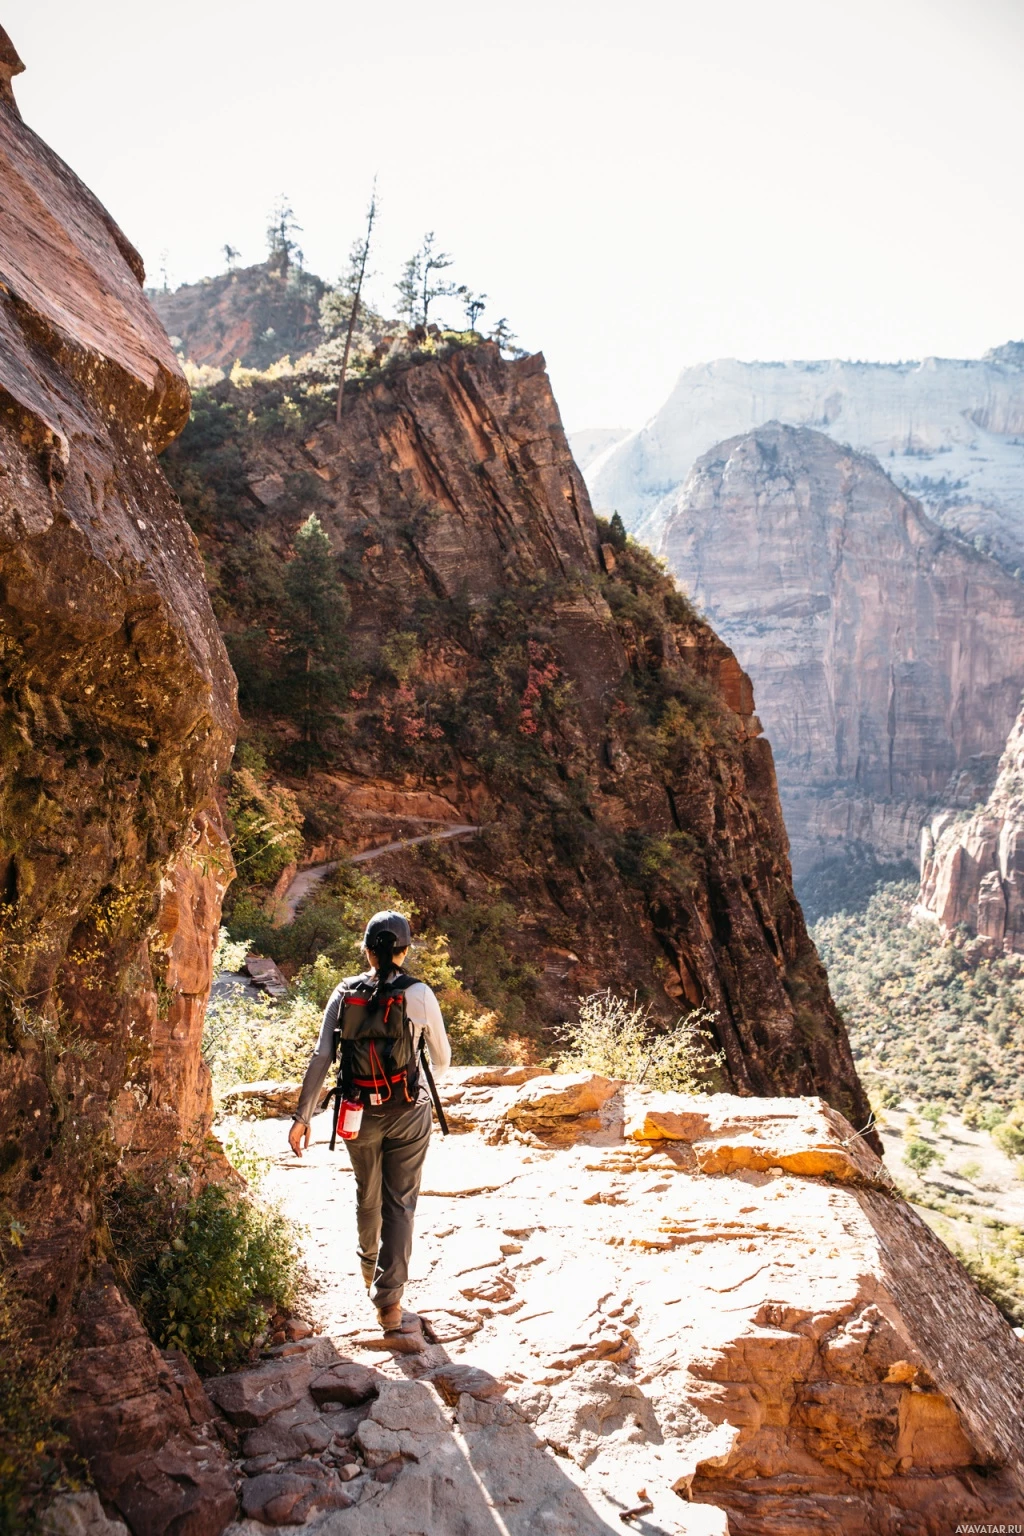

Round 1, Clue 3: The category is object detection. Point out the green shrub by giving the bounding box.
[947,1222,1024,1326]
[226,765,303,887]
[203,987,323,1092]
[108,1179,301,1374]
[903,1138,942,1174]
[992,1103,1024,1158]
[556,991,722,1092]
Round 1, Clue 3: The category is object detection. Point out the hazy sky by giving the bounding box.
[13,1,1024,429]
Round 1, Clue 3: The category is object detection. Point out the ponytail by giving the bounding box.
[367,930,398,1009]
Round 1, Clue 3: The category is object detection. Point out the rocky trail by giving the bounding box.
[274,827,480,924]
[138,1074,1024,1536]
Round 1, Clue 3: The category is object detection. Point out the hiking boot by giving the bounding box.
[377,1303,403,1332]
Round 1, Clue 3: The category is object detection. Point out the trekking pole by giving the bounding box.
[419,1041,449,1136]
[327,1083,342,1151]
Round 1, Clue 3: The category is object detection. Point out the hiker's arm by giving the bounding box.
[407,982,451,1079]
[292,988,341,1129]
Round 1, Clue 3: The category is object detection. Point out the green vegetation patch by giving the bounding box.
[811,880,1024,1108]
[105,1166,302,1375]
[946,1220,1024,1326]
[556,990,723,1092]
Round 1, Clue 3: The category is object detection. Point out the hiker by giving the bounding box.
[287,911,451,1332]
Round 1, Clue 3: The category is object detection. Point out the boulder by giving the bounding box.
[40,1494,129,1536]
[239,1465,352,1525]
[461,1066,549,1088]
[65,1273,236,1536]
[505,1073,621,1144]
[425,1363,507,1405]
[219,1080,305,1118]
[309,1362,381,1407]
[627,1092,891,1189]
[241,1403,333,1460]
[204,1356,313,1426]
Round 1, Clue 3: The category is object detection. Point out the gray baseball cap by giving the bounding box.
[363,910,413,949]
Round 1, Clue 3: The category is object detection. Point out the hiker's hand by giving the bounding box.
[288,1120,310,1157]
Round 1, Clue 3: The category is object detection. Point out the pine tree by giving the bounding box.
[458,285,487,331]
[279,515,351,759]
[335,181,378,424]
[394,232,457,326]
[266,197,303,274]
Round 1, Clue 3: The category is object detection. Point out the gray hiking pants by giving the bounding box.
[344,1093,432,1310]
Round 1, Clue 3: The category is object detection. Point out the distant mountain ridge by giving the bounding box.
[582,349,1024,573]
[654,423,1024,881]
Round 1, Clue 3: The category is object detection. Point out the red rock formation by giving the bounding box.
[67,1272,236,1536]
[655,423,1024,879]
[919,706,1024,950]
[150,260,326,371]
[171,344,875,1141]
[206,1077,1024,1533]
[0,26,236,1523]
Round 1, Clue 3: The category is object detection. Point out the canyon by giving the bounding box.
[579,347,1024,572]
[168,335,872,1131]
[4,24,1024,1536]
[649,423,1024,878]
[918,703,1024,951]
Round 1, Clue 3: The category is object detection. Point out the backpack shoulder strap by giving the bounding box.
[385,969,417,994]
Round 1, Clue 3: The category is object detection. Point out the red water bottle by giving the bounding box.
[338,1099,364,1140]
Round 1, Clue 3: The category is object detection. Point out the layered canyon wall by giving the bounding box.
[919,706,1024,951]
[650,424,1024,878]
[581,348,1024,571]
[0,28,238,1525]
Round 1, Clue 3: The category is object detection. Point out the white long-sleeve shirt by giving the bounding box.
[293,970,451,1125]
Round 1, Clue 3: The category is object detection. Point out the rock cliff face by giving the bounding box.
[652,424,1024,878]
[583,350,1024,572]
[0,26,236,1519]
[171,345,873,1136]
[204,1075,1024,1535]
[919,707,1024,950]
[150,260,326,372]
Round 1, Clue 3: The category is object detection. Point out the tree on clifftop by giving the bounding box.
[332,180,378,425]
[458,285,488,331]
[266,196,303,273]
[396,231,457,326]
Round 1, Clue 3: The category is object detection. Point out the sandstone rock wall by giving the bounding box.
[212,1074,1024,1535]
[653,424,1024,877]
[150,261,326,373]
[0,12,235,1442]
[918,706,1024,950]
[584,350,1024,573]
